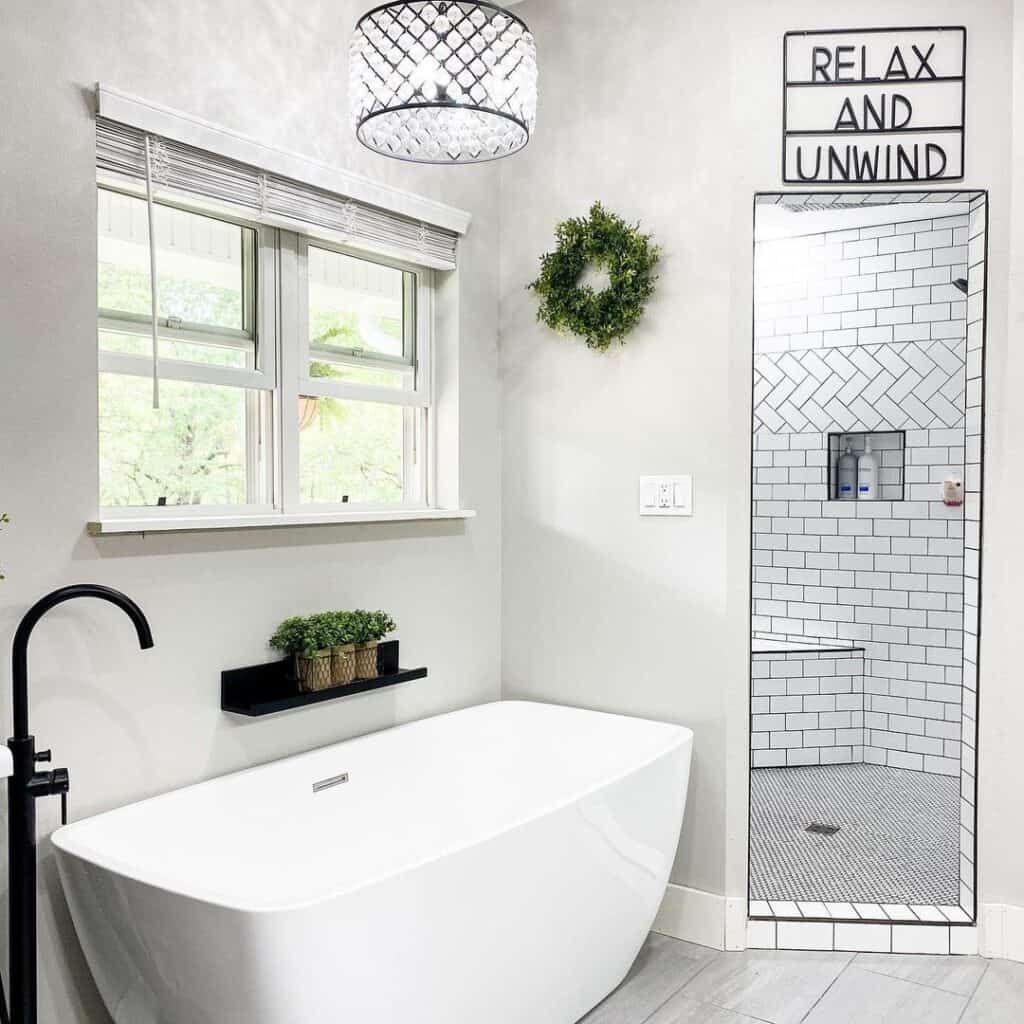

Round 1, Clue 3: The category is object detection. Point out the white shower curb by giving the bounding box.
[650,885,1024,960]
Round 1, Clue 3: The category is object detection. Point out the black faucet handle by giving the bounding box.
[34,749,51,763]
[53,767,70,825]
[25,765,71,825]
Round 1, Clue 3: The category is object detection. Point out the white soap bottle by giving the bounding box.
[857,438,878,500]
[837,438,857,501]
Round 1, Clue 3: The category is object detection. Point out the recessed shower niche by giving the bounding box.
[749,190,986,938]
[827,431,905,501]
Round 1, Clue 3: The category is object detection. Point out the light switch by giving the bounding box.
[639,475,693,516]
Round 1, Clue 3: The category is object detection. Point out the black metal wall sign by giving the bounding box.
[783,27,966,184]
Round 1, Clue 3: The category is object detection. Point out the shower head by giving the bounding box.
[953,278,969,295]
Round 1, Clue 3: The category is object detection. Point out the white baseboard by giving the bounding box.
[980,903,1024,963]
[655,889,1024,962]
[725,897,747,951]
[653,885,745,951]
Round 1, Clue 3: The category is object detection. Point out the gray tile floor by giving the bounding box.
[750,764,960,904]
[579,933,1024,1024]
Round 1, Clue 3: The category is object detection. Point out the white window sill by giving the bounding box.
[88,508,477,536]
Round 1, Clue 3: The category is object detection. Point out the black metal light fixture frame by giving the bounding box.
[351,0,537,164]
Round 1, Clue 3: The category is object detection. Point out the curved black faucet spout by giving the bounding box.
[11,584,153,740]
[6,584,152,1024]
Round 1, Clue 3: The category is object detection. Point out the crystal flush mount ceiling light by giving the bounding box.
[350,1,538,164]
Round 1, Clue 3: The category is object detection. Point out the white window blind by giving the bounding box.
[96,118,460,271]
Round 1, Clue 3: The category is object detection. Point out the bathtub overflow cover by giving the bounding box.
[312,772,349,793]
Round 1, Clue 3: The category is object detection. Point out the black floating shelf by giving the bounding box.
[222,639,426,717]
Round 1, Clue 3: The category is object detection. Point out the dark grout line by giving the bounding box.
[853,956,984,998]
[672,950,720,994]
[636,951,723,1024]
[652,935,990,1023]
[670,959,779,1024]
[798,952,855,1022]
[954,958,991,1024]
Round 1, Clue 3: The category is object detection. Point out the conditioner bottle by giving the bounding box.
[857,438,878,500]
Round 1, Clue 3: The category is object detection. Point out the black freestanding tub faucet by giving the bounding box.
[5,585,153,1024]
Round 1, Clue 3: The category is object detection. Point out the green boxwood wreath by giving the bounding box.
[529,202,661,352]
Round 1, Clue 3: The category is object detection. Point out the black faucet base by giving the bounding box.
[7,736,39,1024]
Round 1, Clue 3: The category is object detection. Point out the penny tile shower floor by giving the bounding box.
[749,764,960,905]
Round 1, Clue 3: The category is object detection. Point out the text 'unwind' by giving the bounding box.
[783,28,966,185]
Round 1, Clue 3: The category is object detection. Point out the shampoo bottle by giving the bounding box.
[837,438,857,501]
[857,438,878,500]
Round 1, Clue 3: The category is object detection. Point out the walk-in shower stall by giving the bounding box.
[748,191,986,937]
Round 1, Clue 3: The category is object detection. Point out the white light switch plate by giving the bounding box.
[639,475,693,516]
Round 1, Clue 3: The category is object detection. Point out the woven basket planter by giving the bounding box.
[353,641,379,679]
[295,650,333,692]
[331,644,357,685]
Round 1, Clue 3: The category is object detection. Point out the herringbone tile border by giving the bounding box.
[754,338,966,434]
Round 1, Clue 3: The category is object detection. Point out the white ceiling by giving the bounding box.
[755,202,971,241]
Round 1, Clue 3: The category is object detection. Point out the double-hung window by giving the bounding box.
[98,187,274,509]
[91,97,468,531]
[295,240,430,508]
[96,183,438,523]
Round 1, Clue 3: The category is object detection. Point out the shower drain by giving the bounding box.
[805,822,841,836]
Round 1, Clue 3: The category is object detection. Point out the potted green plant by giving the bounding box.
[269,615,333,692]
[350,609,397,678]
[326,610,357,686]
[347,610,374,678]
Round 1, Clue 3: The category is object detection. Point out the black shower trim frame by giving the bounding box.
[746,188,987,928]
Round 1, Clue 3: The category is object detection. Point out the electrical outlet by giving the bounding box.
[639,475,693,516]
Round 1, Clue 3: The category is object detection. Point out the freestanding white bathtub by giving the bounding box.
[53,701,692,1024]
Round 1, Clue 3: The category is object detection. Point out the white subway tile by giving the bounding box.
[892,924,949,954]
[834,923,891,952]
[949,927,978,956]
[777,921,834,951]
[746,919,777,949]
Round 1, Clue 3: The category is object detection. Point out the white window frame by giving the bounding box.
[281,235,434,515]
[98,187,278,517]
[95,187,444,526]
[97,184,278,392]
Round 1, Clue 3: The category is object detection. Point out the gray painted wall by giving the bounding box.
[981,0,1024,918]
[500,0,741,899]
[500,0,1016,911]
[0,2,501,1019]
